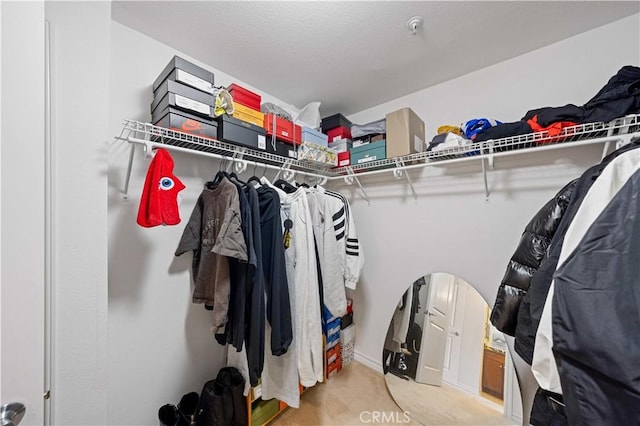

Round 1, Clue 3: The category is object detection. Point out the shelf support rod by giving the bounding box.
[393,159,417,201]
[482,157,490,201]
[344,166,369,203]
[123,144,136,201]
[601,123,617,160]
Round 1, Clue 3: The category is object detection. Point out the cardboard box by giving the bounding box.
[152,55,215,95]
[385,108,425,158]
[336,151,350,167]
[301,127,328,147]
[327,126,352,142]
[264,113,301,145]
[153,108,218,140]
[297,141,337,167]
[232,102,265,128]
[151,79,215,119]
[228,83,261,110]
[350,140,386,165]
[265,136,299,160]
[217,114,266,150]
[321,113,352,133]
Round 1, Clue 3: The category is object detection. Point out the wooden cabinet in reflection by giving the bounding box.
[481,346,505,400]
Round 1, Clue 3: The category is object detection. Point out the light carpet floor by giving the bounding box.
[273,361,516,426]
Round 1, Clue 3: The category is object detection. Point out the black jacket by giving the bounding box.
[515,140,640,364]
[523,66,640,126]
[490,180,576,336]
[552,148,640,424]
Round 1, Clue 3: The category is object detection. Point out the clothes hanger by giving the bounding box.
[297,174,310,188]
[206,158,229,189]
[273,177,298,193]
[247,163,263,186]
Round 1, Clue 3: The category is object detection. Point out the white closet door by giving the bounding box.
[1,2,47,425]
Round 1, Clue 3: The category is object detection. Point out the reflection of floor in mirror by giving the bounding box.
[275,361,421,425]
[385,374,517,426]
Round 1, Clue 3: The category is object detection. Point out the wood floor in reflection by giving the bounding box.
[273,361,517,426]
[385,373,517,426]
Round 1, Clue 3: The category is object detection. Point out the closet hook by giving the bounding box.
[234,159,248,174]
[283,169,295,182]
[143,140,155,159]
[316,175,328,186]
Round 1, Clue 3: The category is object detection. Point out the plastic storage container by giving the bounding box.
[227,83,261,110]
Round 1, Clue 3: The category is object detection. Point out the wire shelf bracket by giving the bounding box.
[393,158,417,201]
[343,166,370,203]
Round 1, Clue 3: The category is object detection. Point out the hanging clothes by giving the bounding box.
[256,185,293,356]
[532,147,640,424]
[305,188,347,317]
[489,180,576,336]
[224,175,255,347]
[260,177,323,408]
[175,179,247,335]
[315,185,364,290]
[515,140,640,364]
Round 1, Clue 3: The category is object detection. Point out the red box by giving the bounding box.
[326,344,341,365]
[326,358,342,379]
[264,113,301,145]
[227,83,261,110]
[336,151,350,167]
[327,126,352,142]
[346,298,353,314]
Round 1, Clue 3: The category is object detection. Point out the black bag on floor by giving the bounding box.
[195,367,247,426]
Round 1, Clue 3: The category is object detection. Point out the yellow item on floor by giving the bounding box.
[437,125,463,135]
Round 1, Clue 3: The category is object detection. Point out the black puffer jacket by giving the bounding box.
[490,180,576,336]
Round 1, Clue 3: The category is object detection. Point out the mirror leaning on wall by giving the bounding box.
[382,272,522,426]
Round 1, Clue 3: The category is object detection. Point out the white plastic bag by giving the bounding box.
[293,102,321,130]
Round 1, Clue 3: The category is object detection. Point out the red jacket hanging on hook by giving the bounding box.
[137,148,185,227]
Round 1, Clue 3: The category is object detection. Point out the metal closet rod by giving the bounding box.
[126,136,330,182]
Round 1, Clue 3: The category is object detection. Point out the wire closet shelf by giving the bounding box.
[118,114,640,180]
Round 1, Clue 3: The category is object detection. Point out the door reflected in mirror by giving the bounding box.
[382,273,519,425]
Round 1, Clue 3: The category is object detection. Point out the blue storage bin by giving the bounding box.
[326,332,340,348]
[302,127,328,147]
[350,140,386,165]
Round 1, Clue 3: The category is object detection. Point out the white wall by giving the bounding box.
[45,2,111,424]
[456,281,485,395]
[340,13,639,423]
[107,21,300,426]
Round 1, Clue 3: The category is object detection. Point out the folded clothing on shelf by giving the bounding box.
[427,132,473,154]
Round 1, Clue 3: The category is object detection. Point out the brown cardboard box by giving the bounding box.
[385,108,425,158]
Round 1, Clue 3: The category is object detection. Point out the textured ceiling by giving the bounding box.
[112,1,639,116]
